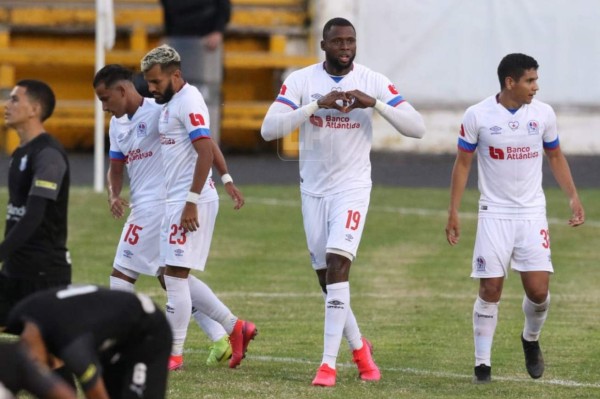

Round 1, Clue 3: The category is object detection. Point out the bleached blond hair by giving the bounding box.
[140,44,181,73]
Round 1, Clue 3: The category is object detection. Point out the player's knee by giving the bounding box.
[526,289,549,304]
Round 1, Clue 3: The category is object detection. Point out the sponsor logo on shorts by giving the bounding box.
[174,249,184,257]
[476,256,486,272]
[123,250,134,259]
[345,233,354,242]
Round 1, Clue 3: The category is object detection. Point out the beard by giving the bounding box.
[154,81,176,104]
[325,53,355,74]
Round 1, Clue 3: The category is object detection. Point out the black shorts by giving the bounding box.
[102,310,172,399]
[0,274,70,328]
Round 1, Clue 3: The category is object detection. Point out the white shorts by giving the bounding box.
[471,217,553,278]
[113,202,166,277]
[302,187,371,270]
[163,199,218,271]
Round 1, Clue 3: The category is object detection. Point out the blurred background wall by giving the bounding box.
[312,0,600,154]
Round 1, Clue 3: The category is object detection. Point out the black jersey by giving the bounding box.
[4,133,70,279]
[5,285,170,394]
[0,341,61,397]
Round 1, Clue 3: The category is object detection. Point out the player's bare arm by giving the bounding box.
[446,150,474,245]
[106,160,129,219]
[211,140,244,210]
[181,138,214,232]
[545,147,585,227]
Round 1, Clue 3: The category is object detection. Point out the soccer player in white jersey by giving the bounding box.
[141,45,257,370]
[261,18,425,386]
[445,53,585,383]
[93,64,246,369]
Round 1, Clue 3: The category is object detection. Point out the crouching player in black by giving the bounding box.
[0,341,77,399]
[3,285,172,399]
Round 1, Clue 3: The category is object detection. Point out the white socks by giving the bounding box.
[522,293,550,342]
[192,308,228,342]
[321,290,362,351]
[109,276,135,293]
[473,296,499,367]
[322,282,350,369]
[164,275,192,356]
[188,275,237,334]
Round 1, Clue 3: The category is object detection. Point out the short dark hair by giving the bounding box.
[93,64,134,89]
[16,79,56,122]
[497,53,539,89]
[322,17,355,40]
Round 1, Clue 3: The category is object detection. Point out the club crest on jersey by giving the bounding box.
[19,155,28,171]
[508,121,519,130]
[527,120,539,135]
[136,122,148,138]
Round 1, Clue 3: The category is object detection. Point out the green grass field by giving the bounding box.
[4,185,600,398]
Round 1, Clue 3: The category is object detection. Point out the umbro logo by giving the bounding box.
[327,300,345,309]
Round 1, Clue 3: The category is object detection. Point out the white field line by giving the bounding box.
[244,197,600,228]
[183,348,600,388]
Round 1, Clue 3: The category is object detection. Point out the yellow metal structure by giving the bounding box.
[0,0,315,155]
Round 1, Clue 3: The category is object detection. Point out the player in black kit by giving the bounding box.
[0,80,71,326]
[0,341,77,399]
[4,285,172,399]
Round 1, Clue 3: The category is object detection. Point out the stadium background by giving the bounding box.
[0,2,599,397]
[0,0,598,186]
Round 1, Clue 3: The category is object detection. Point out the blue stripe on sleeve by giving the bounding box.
[458,137,477,152]
[275,96,299,110]
[109,150,126,161]
[387,96,405,107]
[189,128,211,142]
[543,137,560,150]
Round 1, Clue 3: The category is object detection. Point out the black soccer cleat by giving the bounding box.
[521,334,545,379]
[473,364,491,384]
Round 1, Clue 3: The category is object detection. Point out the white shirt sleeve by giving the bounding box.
[260,101,318,141]
[374,100,425,139]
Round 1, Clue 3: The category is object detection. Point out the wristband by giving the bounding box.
[221,173,233,185]
[374,99,386,112]
[186,192,200,203]
[302,101,320,117]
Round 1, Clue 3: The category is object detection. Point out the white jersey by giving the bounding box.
[275,62,407,196]
[108,98,165,209]
[458,95,560,216]
[158,83,216,203]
